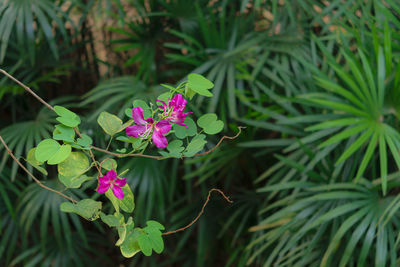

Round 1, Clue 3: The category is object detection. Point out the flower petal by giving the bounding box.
[170,94,187,112]
[155,120,171,135]
[112,185,124,199]
[156,100,167,112]
[114,177,127,188]
[126,125,147,137]
[96,183,109,194]
[152,131,168,149]
[132,107,147,125]
[107,169,117,180]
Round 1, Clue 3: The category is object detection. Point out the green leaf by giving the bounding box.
[35,139,71,165]
[97,111,124,136]
[167,140,184,153]
[146,220,165,231]
[139,221,165,255]
[26,148,48,175]
[116,225,127,246]
[59,174,92,189]
[173,117,197,139]
[35,139,60,162]
[60,199,102,221]
[106,184,135,213]
[132,100,151,118]
[197,113,224,135]
[137,232,153,256]
[187,73,214,97]
[120,229,141,258]
[157,92,172,103]
[54,105,78,118]
[53,124,75,143]
[125,108,133,119]
[184,134,207,157]
[58,152,90,177]
[101,159,117,171]
[54,106,81,127]
[76,134,92,148]
[100,212,120,227]
[47,144,71,165]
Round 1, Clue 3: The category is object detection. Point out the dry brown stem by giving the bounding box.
[162,188,233,235]
[0,135,77,203]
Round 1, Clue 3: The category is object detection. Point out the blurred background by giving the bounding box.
[1,0,400,266]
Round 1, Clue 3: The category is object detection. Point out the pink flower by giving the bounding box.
[97,169,127,199]
[125,107,171,148]
[157,94,192,128]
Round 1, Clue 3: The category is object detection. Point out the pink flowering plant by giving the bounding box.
[19,73,227,258]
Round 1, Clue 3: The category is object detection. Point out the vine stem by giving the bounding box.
[0,69,102,176]
[0,69,55,112]
[162,188,233,235]
[0,135,77,203]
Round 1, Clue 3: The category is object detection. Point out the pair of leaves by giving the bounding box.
[173,117,197,139]
[197,113,224,135]
[121,221,165,258]
[184,134,207,157]
[187,73,214,98]
[35,139,71,165]
[60,199,102,221]
[54,105,81,128]
[53,124,75,143]
[159,134,207,158]
[159,140,185,158]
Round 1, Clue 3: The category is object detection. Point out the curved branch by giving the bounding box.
[162,188,233,235]
[0,69,101,175]
[0,135,77,203]
[0,69,55,112]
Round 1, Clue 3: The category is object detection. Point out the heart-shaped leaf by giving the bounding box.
[173,117,197,139]
[54,106,81,127]
[187,73,214,97]
[53,124,75,142]
[35,139,71,165]
[60,199,102,221]
[197,113,224,135]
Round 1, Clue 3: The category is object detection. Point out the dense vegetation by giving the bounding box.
[1,0,400,266]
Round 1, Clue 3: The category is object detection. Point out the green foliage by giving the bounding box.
[197,113,224,135]
[97,111,125,136]
[0,0,72,63]
[187,73,214,97]
[54,105,81,128]
[35,139,71,165]
[173,117,197,139]
[105,184,135,213]
[60,199,102,221]
[3,0,400,266]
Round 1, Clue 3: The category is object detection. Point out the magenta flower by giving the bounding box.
[97,169,127,199]
[157,94,192,128]
[125,107,171,148]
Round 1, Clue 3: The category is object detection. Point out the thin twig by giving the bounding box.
[0,135,77,203]
[0,69,102,176]
[91,126,245,160]
[162,189,233,236]
[0,69,55,112]
[193,126,245,157]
